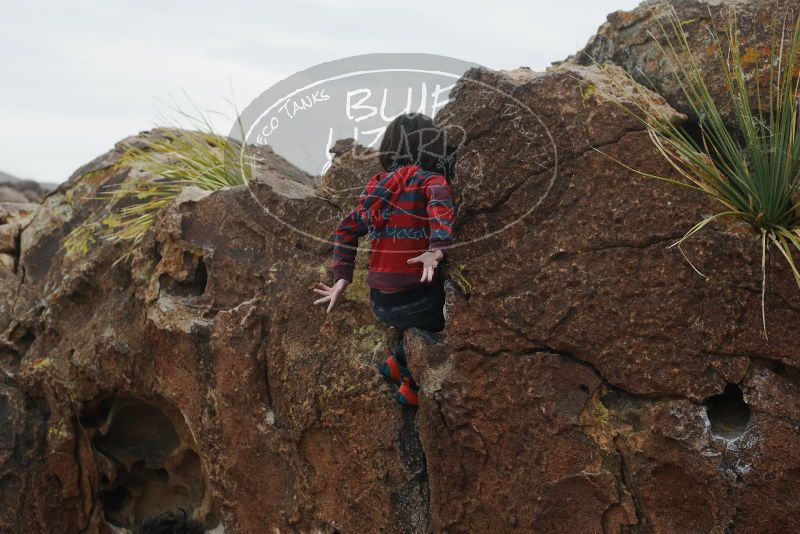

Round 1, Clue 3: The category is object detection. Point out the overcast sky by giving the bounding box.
[1,0,641,184]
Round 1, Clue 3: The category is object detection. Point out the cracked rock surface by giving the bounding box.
[408,57,800,532]
[2,1,800,532]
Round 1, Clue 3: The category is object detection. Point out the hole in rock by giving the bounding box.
[159,252,208,298]
[83,397,214,529]
[704,384,751,439]
[101,485,134,525]
[79,396,115,428]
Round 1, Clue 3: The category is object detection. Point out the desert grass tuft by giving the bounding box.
[585,5,800,337]
[63,105,252,266]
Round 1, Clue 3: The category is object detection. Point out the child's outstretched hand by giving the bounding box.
[313,279,350,313]
[407,249,444,283]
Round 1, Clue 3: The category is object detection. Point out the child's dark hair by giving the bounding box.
[378,112,447,172]
[135,510,204,534]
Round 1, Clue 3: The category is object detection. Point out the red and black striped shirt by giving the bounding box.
[332,163,455,291]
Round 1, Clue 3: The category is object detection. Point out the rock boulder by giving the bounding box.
[2,1,800,532]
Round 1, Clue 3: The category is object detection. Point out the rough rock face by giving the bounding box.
[570,0,800,124]
[413,60,800,533]
[2,1,800,533]
[2,129,433,533]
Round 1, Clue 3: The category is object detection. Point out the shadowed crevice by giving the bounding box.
[391,407,433,534]
[159,251,208,298]
[80,397,216,530]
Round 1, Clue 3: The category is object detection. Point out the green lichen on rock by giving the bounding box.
[345,248,372,305]
[47,418,71,449]
[579,82,596,105]
[594,398,609,426]
[355,324,383,354]
[32,357,51,370]
[135,254,159,284]
[63,221,100,259]
[450,263,472,295]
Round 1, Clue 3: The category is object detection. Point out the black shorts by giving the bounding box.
[369,283,445,333]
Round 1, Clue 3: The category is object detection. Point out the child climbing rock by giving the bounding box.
[313,112,455,406]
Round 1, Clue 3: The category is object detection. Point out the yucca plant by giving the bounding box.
[63,105,252,266]
[587,5,800,336]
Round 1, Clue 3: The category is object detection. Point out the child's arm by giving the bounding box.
[423,175,455,254]
[314,208,368,312]
[332,208,368,283]
[407,175,455,282]
[425,175,455,253]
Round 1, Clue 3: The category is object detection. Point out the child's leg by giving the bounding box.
[386,326,404,360]
[390,338,408,368]
[379,326,412,385]
[369,287,443,407]
[382,328,421,406]
[390,328,420,407]
[395,377,420,406]
[407,285,446,333]
[393,288,445,406]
